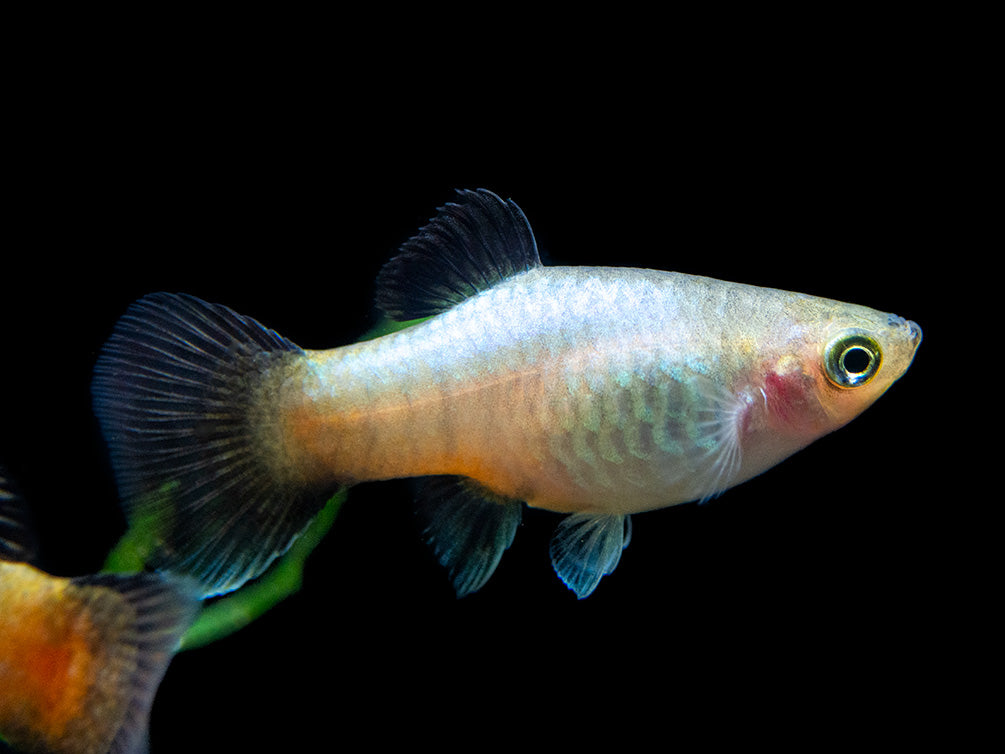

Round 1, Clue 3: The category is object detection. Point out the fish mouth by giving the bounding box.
[888,314,923,352]
[899,319,923,357]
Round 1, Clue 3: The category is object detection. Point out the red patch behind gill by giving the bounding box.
[763,370,814,430]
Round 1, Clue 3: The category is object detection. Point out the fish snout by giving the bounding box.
[887,314,923,352]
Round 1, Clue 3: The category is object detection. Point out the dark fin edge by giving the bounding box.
[71,573,200,754]
[0,470,37,564]
[375,188,542,321]
[92,293,334,598]
[414,476,522,598]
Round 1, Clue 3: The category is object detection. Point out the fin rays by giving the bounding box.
[375,188,542,320]
[414,476,522,598]
[692,377,747,503]
[549,513,632,599]
[92,293,330,597]
[0,472,36,563]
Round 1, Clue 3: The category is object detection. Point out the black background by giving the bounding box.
[1,21,982,753]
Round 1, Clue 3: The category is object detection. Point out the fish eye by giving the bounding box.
[824,331,882,388]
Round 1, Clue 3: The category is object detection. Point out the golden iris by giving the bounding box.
[824,331,882,388]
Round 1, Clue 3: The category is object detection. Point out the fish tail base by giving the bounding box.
[93,293,336,597]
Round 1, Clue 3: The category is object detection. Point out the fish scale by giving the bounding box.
[543,343,728,509]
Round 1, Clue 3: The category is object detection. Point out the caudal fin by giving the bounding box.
[92,293,335,597]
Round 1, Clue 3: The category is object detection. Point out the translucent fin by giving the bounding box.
[549,513,631,599]
[375,188,542,320]
[92,293,333,597]
[68,573,199,754]
[691,375,747,504]
[414,476,522,598]
[0,471,36,564]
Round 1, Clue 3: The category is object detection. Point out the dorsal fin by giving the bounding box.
[0,470,37,564]
[375,188,542,320]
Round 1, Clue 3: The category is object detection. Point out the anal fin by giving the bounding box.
[414,476,522,598]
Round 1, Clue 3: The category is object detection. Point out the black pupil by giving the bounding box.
[842,346,872,374]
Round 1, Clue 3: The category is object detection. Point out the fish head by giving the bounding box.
[816,309,922,429]
[761,301,923,439]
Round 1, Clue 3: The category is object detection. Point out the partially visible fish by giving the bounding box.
[92,189,922,599]
[0,472,198,754]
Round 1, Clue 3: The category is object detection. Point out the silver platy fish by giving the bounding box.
[92,189,922,599]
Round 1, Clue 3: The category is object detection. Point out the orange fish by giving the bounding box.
[92,189,921,599]
[0,473,198,754]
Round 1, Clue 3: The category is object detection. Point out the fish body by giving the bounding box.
[92,189,921,599]
[282,264,917,515]
[0,476,197,754]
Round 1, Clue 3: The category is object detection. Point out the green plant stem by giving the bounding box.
[179,492,344,650]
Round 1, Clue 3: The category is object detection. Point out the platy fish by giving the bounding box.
[92,189,922,600]
[0,473,198,754]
